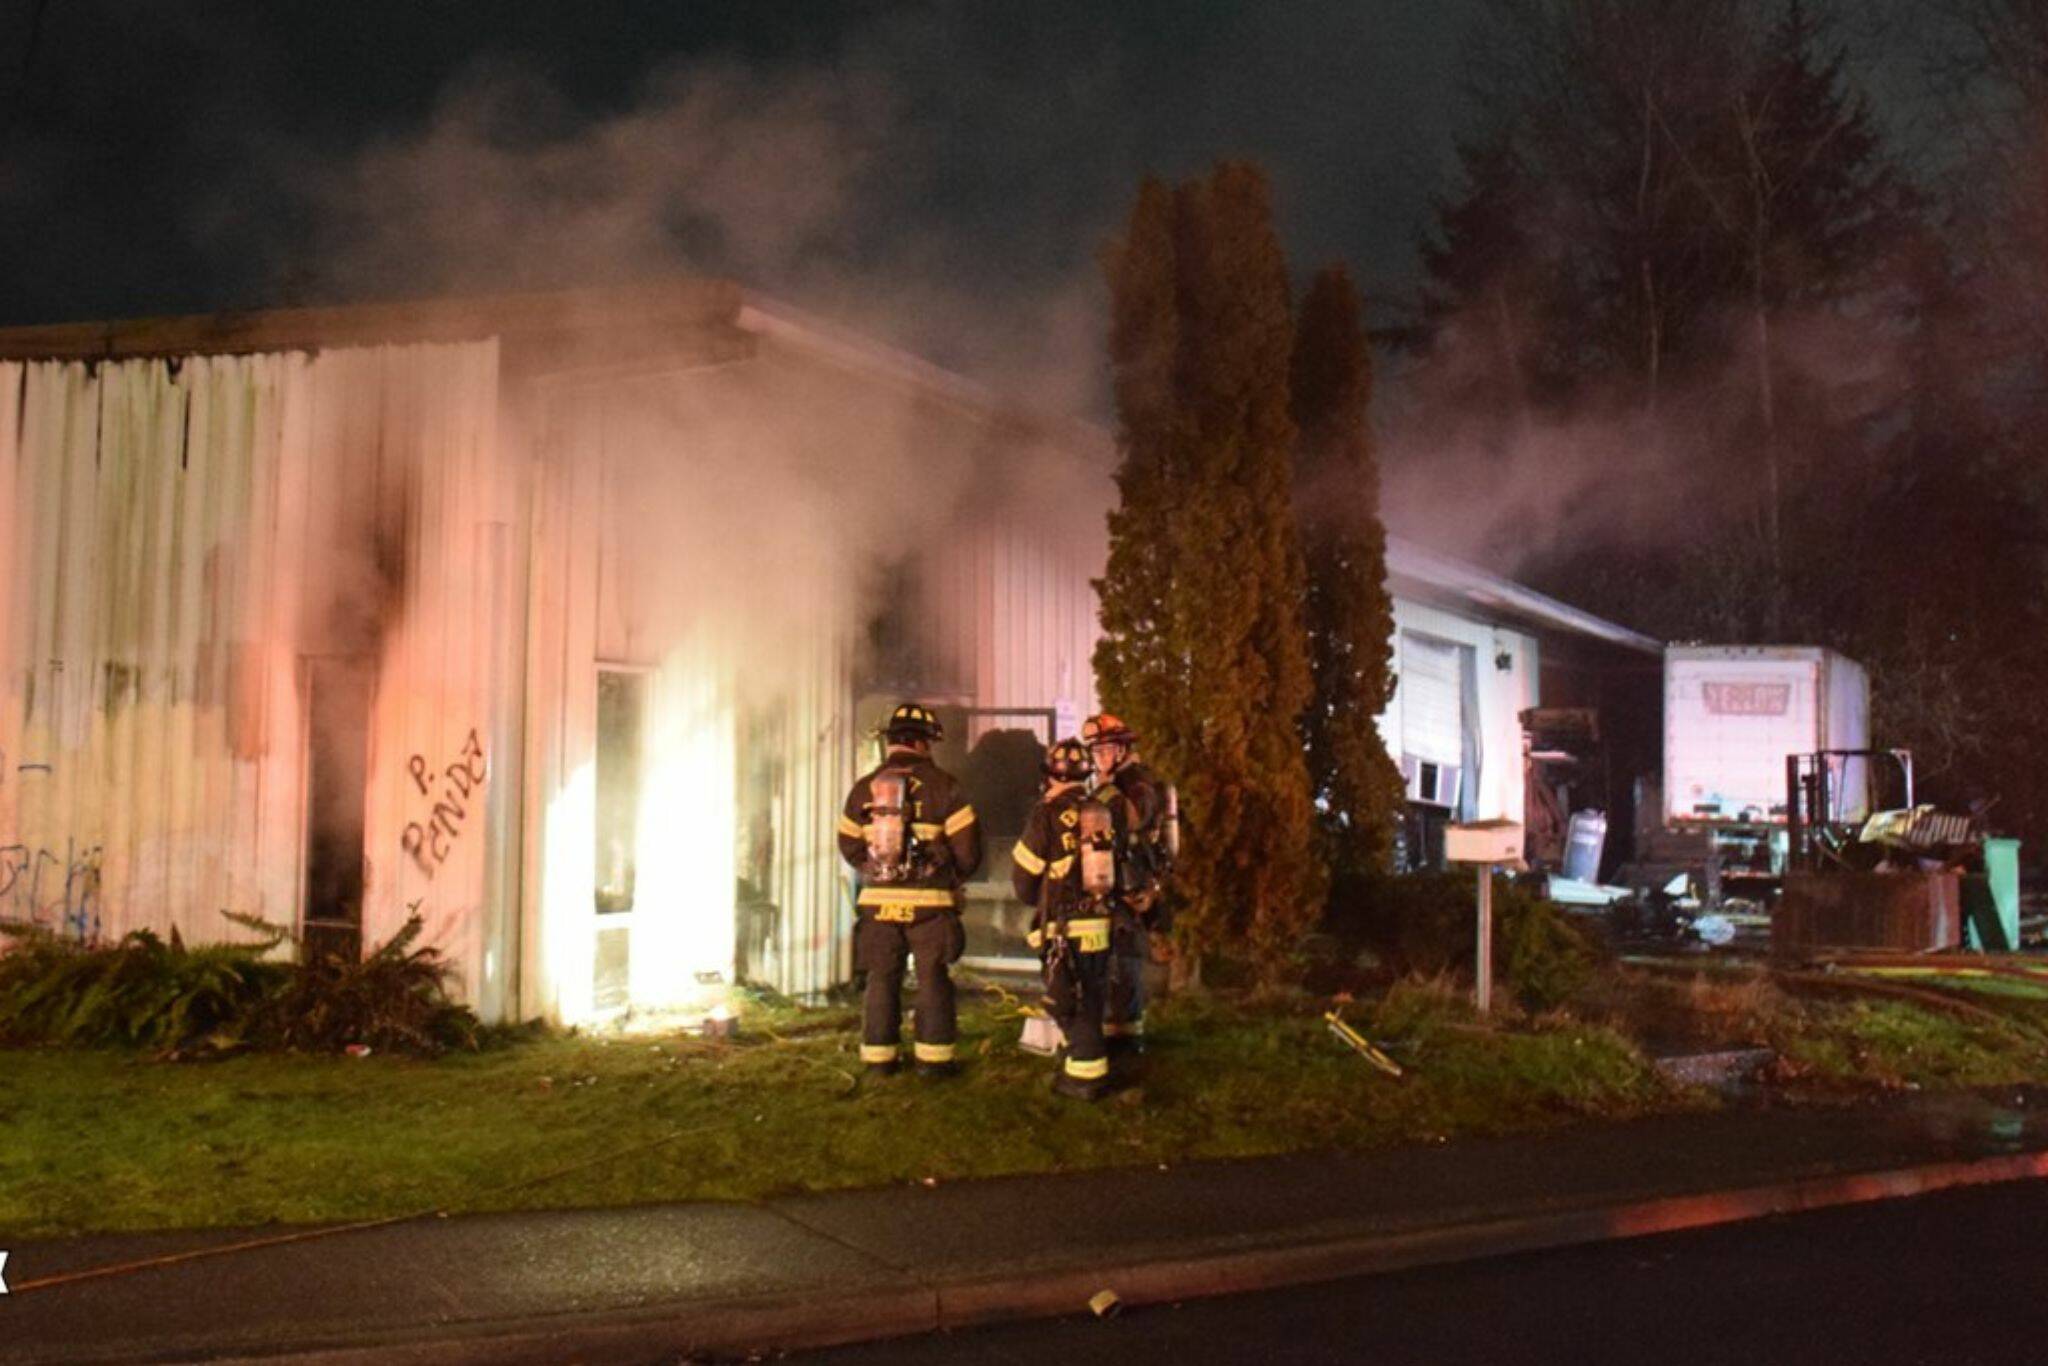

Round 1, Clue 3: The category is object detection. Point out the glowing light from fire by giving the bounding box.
[540,756,598,1023]
[629,640,737,1009]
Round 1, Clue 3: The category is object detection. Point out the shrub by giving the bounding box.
[0,914,479,1056]
[1498,897,1602,1014]
[1369,972,1472,1040]
[1326,869,1481,978]
[1327,869,1604,1010]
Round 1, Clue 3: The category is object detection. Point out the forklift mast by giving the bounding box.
[1785,748,1915,874]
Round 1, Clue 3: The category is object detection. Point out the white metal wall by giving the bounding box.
[967,520,1103,737]
[0,345,512,1006]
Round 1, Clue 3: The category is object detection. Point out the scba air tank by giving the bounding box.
[1078,801,1116,897]
[867,771,909,878]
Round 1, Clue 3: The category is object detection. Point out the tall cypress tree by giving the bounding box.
[1292,265,1404,881]
[1096,162,1324,988]
[1096,177,1183,757]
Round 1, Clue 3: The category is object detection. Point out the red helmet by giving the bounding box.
[1042,738,1094,783]
[1082,713,1136,747]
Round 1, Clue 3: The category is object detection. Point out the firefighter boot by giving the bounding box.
[1105,1016,1146,1070]
[1052,1052,1110,1101]
[914,1041,960,1080]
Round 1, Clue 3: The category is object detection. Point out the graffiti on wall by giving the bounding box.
[0,755,101,939]
[0,839,103,940]
[402,728,488,879]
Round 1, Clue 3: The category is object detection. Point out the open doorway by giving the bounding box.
[950,708,1055,968]
[302,657,372,962]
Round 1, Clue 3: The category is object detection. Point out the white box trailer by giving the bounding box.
[1664,645,1870,828]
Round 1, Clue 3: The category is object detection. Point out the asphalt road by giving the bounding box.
[785,1180,2048,1366]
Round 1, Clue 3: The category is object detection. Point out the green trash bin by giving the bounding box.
[1964,837,2022,952]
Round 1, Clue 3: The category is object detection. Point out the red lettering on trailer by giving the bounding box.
[1701,682,1792,716]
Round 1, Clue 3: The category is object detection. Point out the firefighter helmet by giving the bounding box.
[1042,738,1094,783]
[1081,713,1137,747]
[884,702,944,745]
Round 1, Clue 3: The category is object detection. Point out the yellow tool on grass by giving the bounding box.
[1324,1010,1405,1078]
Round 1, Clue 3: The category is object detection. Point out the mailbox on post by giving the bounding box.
[1443,819,1525,1016]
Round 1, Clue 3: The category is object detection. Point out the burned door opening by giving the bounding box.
[594,667,647,1014]
[847,695,1052,968]
[303,657,372,962]
[952,708,1055,969]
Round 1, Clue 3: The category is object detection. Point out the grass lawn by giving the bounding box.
[6,966,2048,1239]
[1589,958,2048,1091]
[0,981,1674,1239]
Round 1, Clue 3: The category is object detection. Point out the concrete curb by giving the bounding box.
[173,1147,2048,1363]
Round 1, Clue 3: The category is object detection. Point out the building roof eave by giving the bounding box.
[734,294,1116,458]
[1386,537,1661,655]
[0,278,747,363]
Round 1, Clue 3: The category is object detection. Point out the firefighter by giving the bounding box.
[1083,713,1176,1055]
[837,702,982,1078]
[1013,738,1123,1101]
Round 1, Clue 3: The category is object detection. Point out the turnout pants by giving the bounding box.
[1105,907,1148,1041]
[856,909,964,1066]
[1044,936,1112,1092]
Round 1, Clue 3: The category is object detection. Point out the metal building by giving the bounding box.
[0,280,1652,1023]
[0,282,1104,1023]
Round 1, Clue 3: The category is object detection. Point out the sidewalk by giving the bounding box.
[7,1089,2048,1365]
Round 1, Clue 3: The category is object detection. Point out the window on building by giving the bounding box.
[594,669,646,916]
[593,667,646,1015]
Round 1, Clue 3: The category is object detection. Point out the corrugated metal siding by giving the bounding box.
[745,626,855,998]
[0,346,510,1005]
[336,345,509,1003]
[971,519,1103,730]
[520,383,605,1022]
[0,312,1116,1018]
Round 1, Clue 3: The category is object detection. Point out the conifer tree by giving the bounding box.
[1291,265,1405,880]
[1096,162,1325,988]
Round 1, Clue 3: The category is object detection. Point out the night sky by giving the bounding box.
[0,1,1480,369]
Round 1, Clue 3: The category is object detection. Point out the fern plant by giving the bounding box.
[0,913,479,1056]
[0,924,285,1049]
[258,916,480,1055]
